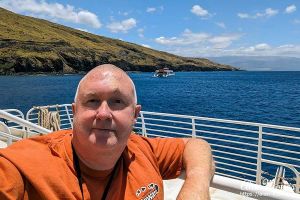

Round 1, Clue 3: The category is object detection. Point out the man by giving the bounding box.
[0,64,214,200]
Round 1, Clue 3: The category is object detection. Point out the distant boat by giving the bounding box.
[153,68,175,77]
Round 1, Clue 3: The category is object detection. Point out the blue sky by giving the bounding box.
[1,0,300,58]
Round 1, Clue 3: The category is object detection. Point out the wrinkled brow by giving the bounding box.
[81,89,132,102]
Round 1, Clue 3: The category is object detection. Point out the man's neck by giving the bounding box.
[71,139,124,171]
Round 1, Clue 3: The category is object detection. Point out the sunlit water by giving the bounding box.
[1,71,300,128]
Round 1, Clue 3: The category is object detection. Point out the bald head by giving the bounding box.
[74,64,137,104]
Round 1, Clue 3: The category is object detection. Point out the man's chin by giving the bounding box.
[88,134,118,148]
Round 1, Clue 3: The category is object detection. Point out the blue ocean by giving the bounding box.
[0,71,300,128]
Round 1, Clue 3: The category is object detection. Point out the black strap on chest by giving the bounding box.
[72,144,118,200]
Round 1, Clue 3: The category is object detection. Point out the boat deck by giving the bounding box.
[1,104,300,199]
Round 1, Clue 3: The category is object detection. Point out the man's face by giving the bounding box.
[72,71,140,152]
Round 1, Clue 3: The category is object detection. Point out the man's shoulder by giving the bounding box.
[128,133,154,147]
[0,129,72,159]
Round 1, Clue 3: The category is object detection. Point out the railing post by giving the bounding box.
[0,121,12,146]
[256,126,263,184]
[296,174,300,193]
[192,118,196,138]
[140,112,147,137]
[65,105,73,129]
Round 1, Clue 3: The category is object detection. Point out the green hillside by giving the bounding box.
[0,8,237,74]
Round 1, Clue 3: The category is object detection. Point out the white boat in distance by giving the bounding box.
[153,67,175,77]
[0,104,300,200]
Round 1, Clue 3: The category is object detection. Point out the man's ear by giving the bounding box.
[134,105,141,119]
[72,103,76,115]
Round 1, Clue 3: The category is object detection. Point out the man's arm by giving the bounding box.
[177,138,215,200]
[0,156,24,199]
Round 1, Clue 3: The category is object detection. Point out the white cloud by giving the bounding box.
[245,43,271,51]
[179,44,300,58]
[154,30,300,58]
[138,28,144,38]
[141,44,151,48]
[238,8,278,19]
[216,22,226,29]
[0,0,101,28]
[191,5,209,17]
[155,29,241,51]
[146,6,163,13]
[76,28,89,32]
[155,29,210,45]
[107,18,137,33]
[293,19,300,24]
[237,13,250,19]
[209,35,241,49]
[118,11,129,16]
[285,5,296,14]
[265,8,278,17]
[146,7,156,13]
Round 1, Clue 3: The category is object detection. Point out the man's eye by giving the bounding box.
[109,99,125,107]
[114,99,122,104]
[87,99,99,103]
[111,99,122,104]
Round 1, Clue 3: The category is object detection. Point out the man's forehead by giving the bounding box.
[83,70,128,87]
[79,70,133,96]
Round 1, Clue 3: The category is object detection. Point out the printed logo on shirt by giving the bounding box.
[135,183,159,200]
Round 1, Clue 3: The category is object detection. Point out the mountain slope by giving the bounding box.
[0,8,237,74]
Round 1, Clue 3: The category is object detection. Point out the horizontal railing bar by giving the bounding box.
[263,146,300,155]
[211,143,258,154]
[263,152,300,162]
[60,119,70,122]
[262,139,300,148]
[200,135,258,148]
[0,132,22,140]
[144,133,169,138]
[196,129,258,141]
[213,149,257,160]
[262,159,300,172]
[0,110,51,134]
[8,125,25,129]
[214,172,250,182]
[146,128,191,137]
[213,155,257,166]
[195,122,258,134]
[60,123,72,126]
[58,114,70,117]
[141,111,300,132]
[145,122,192,132]
[216,161,257,172]
[216,167,257,178]
[263,131,300,140]
[27,117,38,121]
[142,117,192,125]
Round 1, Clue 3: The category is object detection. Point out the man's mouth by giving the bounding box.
[92,128,115,132]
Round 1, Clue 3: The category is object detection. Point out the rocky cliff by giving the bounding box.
[0,8,238,75]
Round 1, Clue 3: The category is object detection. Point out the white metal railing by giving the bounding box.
[26,104,73,132]
[0,121,21,147]
[211,174,300,200]
[24,106,300,194]
[1,105,300,198]
[0,110,51,147]
[2,109,26,131]
[135,111,300,194]
[0,110,51,134]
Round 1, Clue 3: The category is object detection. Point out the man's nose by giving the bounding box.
[95,101,112,120]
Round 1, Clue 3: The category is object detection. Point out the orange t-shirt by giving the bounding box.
[0,130,184,200]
